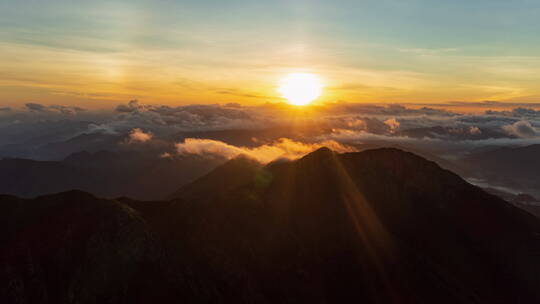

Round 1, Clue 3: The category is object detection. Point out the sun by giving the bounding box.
[278,73,323,106]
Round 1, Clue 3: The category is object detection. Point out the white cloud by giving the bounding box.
[87,123,119,135]
[502,120,540,138]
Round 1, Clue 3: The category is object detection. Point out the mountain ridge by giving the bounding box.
[2,147,540,303]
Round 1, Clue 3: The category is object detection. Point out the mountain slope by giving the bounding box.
[2,148,540,303]
[0,191,173,303]
[163,147,540,303]
[170,154,263,201]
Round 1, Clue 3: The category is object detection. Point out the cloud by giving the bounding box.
[319,127,540,161]
[486,107,540,118]
[159,152,172,159]
[384,118,400,132]
[25,103,48,112]
[106,100,269,136]
[5,100,540,162]
[409,101,540,111]
[128,128,153,143]
[502,120,540,138]
[87,123,119,135]
[175,138,356,163]
[469,126,482,135]
[319,103,458,117]
[398,48,459,56]
[25,103,85,115]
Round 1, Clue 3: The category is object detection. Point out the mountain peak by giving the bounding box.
[169,155,263,200]
[299,146,335,161]
[311,146,333,155]
[228,153,261,166]
[5,146,540,303]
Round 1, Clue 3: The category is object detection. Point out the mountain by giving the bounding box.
[462,144,540,197]
[350,142,471,177]
[0,132,122,161]
[2,148,540,303]
[0,191,171,303]
[483,187,540,218]
[0,151,221,200]
[39,133,123,160]
[0,120,93,160]
[170,154,263,201]
[0,158,89,196]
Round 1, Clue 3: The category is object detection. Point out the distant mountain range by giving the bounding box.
[398,125,512,140]
[462,144,540,197]
[3,148,540,303]
[0,150,221,200]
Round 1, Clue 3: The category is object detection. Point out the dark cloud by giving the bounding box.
[115,100,145,113]
[413,101,540,110]
[25,103,48,112]
[486,107,540,118]
[455,115,517,125]
[25,103,85,115]
[318,103,458,117]
[109,100,265,135]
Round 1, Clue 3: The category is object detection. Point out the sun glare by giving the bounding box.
[278,73,323,106]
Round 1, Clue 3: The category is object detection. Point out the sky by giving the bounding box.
[2,0,540,108]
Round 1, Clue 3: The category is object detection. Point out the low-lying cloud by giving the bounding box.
[175,138,356,163]
[502,120,540,138]
[127,128,153,143]
[384,118,400,132]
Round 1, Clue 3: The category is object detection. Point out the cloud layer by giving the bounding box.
[3,100,540,162]
[175,138,356,163]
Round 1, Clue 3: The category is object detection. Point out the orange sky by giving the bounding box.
[3,1,540,109]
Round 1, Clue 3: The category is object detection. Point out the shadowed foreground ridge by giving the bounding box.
[2,148,540,303]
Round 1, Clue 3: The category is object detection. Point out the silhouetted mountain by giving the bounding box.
[0,191,171,303]
[463,144,540,197]
[170,155,263,201]
[0,158,88,196]
[0,151,222,200]
[0,120,93,160]
[0,132,122,161]
[483,187,540,218]
[39,133,124,160]
[2,148,540,303]
[351,142,471,177]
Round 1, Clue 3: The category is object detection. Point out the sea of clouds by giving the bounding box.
[2,100,540,162]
